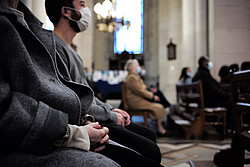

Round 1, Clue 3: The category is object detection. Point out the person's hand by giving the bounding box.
[85,122,109,152]
[112,108,131,126]
[150,87,157,93]
[115,112,126,127]
[154,95,160,102]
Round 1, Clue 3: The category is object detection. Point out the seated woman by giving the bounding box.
[178,67,192,85]
[218,65,230,84]
[124,59,168,136]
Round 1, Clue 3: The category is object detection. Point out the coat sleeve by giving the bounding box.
[126,74,154,100]
[0,16,68,155]
[88,97,117,123]
[0,70,68,155]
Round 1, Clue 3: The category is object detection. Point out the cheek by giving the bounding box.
[71,11,81,20]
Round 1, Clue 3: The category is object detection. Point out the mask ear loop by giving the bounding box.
[64,7,81,22]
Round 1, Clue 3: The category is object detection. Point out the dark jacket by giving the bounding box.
[0,1,93,155]
[192,66,228,104]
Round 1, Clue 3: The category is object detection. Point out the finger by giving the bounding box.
[90,122,101,129]
[94,145,106,152]
[125,113,130,120]
[100,134,109,144]
[102,127,109,134]
[121,119,125,127]
[125,120,131,126]
[122,117,126,123]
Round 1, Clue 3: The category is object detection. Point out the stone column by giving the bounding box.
[195,0,208,70]
[158,0,182,104]
[143,0,159,86]
[182,0,196,72]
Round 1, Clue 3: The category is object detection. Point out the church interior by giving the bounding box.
[21,0,250,166]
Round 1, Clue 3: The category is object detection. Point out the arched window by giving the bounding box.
[114,0,143,54]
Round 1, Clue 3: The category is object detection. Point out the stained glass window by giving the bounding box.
[114,0,143,54]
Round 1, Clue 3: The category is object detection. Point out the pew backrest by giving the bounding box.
[231,70,250,132]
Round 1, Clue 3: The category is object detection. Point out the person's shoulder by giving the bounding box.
[0,15,19,40]
[178,78,184,85]
[0,15,13,28]
[127,73,138,79]
[125,73,135,82]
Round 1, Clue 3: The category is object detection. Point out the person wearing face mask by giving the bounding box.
[45,0,163,166]
[192,56,233,131]
[138,65,146,80]
[178,67,192,85]
[124,59,170,137]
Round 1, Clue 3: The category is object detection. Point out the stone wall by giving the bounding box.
[210,0,250,80]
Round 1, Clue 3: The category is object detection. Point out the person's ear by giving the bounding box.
[62,7,70,17]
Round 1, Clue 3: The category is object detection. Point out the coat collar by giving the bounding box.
[128,71,137,75]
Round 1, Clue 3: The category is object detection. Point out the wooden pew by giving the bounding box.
[213,70,250,167]
[171,81,227,139]
[171,81,204,139]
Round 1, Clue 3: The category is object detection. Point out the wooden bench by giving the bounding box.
[121,81,148,127]
[170,81,227,139]
[213,70,250,167]
[171,81,204,139]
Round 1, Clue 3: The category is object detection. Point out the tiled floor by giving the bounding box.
[157,140,230,167]
[156,124,234,167]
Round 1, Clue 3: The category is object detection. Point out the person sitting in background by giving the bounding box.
[0,0,119,166]
[218,65,230,84]
[192,56,233,130]
[124,59,169,137]
[178,67,192,85]
[45,0,163,165]
[139,65,147,80]
[241,61,250,71]
[139,65,171,108]
[149,85,171,109]
[229,63,239,72]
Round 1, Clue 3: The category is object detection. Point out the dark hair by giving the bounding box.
[229,63,239,72]
[179,67,189,81]
[218,65,229,77]
[241,61,250,71]
[198,56,208,67]
[45,0,74,25]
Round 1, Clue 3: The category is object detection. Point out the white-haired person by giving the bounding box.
[124,59,169,137]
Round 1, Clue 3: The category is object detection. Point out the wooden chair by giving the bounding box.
[220,83,231,96]
[121,81,148,127]
[213,70,250,167]
[171,81,204,139]
[172,81,227,139]
[200,81,227,139]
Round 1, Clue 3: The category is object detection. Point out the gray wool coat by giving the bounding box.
[0,1,119,167]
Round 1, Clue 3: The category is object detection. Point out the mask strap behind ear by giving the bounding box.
[64,7,78,22]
